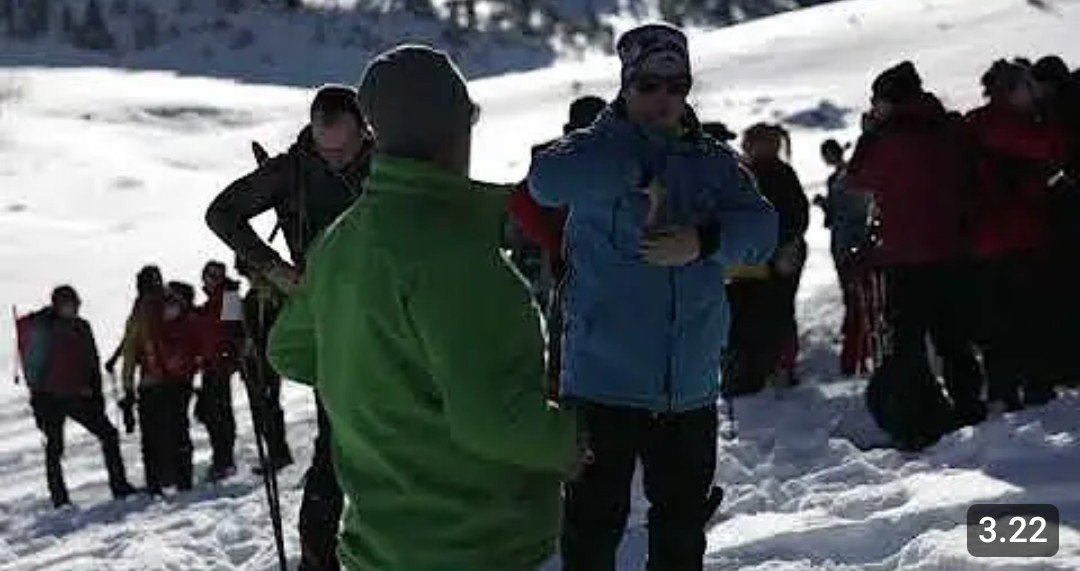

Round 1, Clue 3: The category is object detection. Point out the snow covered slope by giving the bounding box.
[2,0,1080,569]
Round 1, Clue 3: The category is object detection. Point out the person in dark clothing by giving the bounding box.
[236,256,292,473]
[205,84,373,571]
[125,282,201,495]
[194,261,242,483]
[967,59,1068,411]
[848,61,985,447]
[816,139,873,376]
[16,286,136,508]
[104,265,164,376]
[723,122,809,396]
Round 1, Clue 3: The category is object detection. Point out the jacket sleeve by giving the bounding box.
[528,128,634,208]
[82,321,105,397]
[507,182,564,254]
[205,155,292,271]
[409,252,576,474]
[700,154,778,267]
[783,164,811,243]
[120,313,140,391]
[267,280,317,386]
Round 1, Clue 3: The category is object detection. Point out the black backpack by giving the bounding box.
[865,355,958,451]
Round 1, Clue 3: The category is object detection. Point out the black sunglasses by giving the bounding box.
[631,75,693,97]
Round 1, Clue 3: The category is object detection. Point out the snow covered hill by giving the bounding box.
[2,0,1080,569]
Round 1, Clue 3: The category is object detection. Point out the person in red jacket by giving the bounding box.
[966,59,1068,410]
[17,286,136,507]
[194,260,243,482]
[847,61,985,446]
[124,282,202,495]
[506,95,607,292]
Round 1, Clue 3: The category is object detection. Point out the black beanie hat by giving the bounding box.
[51,285,81,307]
[311,84,366,126]
[358,45,474,160]
[981,59,1032,99]
[1032,55,1069,84]
[564,96,606,134]
[872,61,923,104]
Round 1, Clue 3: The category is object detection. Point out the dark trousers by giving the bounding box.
[241,354,291,464]
[975,256,1056,407]
[198,367,236,471]
[562,404,717,571]
[723,274,800,397]
[31,393,130,507]
[884,263,985,417]
[298,394,343,571]
[137,383,194,491]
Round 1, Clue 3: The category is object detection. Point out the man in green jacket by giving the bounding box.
[268,45,577,571]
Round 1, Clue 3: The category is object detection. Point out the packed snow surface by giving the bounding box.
[2,0,1080,569]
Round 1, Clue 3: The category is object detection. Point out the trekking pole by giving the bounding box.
[240,293,287,571]
[11,305,22,385]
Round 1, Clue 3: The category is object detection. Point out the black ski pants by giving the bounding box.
[298,394,343,571]
[137,382,194,492]
[198,366,236,471]
[241,353,291,465]
[884,262,985,416]
[31,392,130,507]
[975,255,1056,407]
[562,403,717,571]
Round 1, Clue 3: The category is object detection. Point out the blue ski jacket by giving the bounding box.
[529,104,777,412]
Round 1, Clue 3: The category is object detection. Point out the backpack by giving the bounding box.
[865,355,958,451]
[15,310,52,391]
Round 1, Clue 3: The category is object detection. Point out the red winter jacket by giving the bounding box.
[847,93,972,267]
[196,282,241,371]
[507,181,567,260]
[966,103,1068,258]
[17,310,103,397]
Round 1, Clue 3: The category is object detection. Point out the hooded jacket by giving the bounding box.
[528,103,777,411]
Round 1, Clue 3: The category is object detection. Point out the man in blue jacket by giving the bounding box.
[529,23,777,571]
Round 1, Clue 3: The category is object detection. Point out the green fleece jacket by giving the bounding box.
[268,155,577,571]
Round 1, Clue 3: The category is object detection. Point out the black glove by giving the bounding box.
[118,390,137,434]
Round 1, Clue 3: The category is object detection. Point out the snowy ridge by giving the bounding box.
[2,0,1080,569]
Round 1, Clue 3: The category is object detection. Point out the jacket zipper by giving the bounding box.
[666,268,676,412]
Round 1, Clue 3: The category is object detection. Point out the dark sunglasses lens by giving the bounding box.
[668,79,692,96]
[634,79,663,94]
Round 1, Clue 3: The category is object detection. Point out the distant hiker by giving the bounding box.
[817,138,872,376]
[529,24,777,571]
[105,265,164,378]
[1033,55,1080,386]
[17,286,136,508]
[206,84,373,571]
[123,281,201,495]
[724,122,809,396]
[506,94,607,299]
[236,256,292,473]
[966,59,1068,410]
[269,45,578,571]
[848,61,985,448]
[193,260,242,483]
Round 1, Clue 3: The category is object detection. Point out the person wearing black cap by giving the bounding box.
[847,61,987,447]
[269,44,577,571]
[206,84,373,571]
[530,23,777,571]
[15,286,136,508]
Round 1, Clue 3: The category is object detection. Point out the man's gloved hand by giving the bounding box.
[640,226,702,267]
[264,261,301,295]
[118,390,137,434]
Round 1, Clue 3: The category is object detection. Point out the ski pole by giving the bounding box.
[11,305,22,385]
[239,292,287,571]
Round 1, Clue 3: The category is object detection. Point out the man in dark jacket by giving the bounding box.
[205,84,373,571]
[16,286,136,508]
[848,61,985,447]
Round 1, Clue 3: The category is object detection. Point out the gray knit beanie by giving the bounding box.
[357,45,474,159]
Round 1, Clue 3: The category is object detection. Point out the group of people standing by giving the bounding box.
[819,56,1080,449]
[16,21,1080,571]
